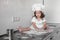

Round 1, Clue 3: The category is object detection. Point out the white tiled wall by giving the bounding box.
[0,0,42,35]
[45,0,60,23]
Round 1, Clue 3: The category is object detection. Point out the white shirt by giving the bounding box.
[31,17,46,28]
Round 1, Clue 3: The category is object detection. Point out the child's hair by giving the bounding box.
[33,11,45,19]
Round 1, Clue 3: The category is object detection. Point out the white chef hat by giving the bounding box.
[32,3,45,12]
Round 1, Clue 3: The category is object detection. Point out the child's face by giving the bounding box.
[36,11,41,18]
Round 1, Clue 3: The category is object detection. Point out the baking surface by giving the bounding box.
[23,28,53,35]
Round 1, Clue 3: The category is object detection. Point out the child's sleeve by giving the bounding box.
[31,17,36,23]
[42,18,46,22]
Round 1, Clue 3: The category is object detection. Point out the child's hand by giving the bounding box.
[35,28,40,32]
[44,27,47,30]
[42,26,47,30]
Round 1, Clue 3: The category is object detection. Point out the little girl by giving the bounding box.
[18,3,47,32]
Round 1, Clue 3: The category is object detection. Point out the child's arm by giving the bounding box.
[43,21,47,30]
[32,22,39,30]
